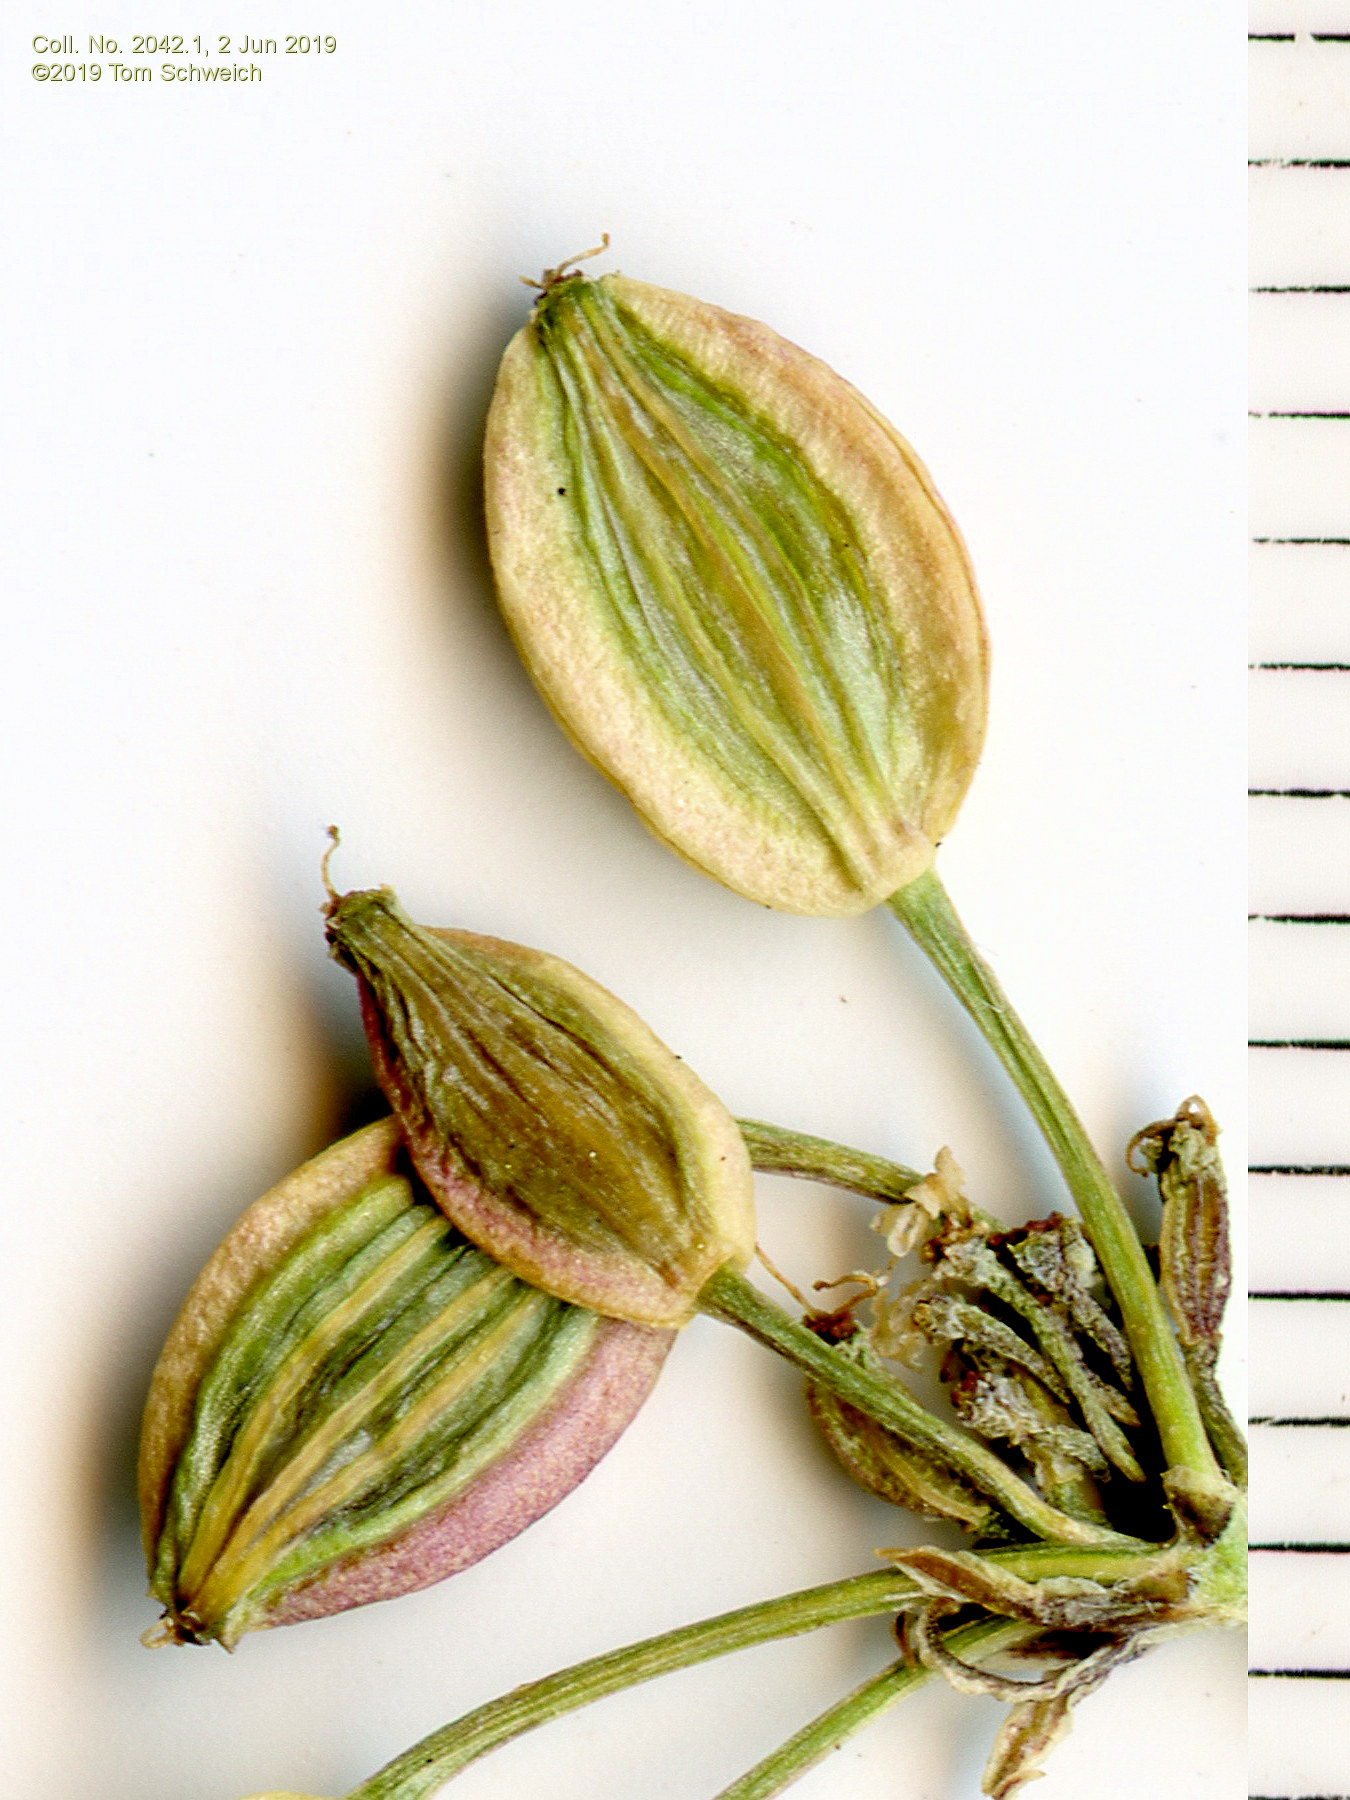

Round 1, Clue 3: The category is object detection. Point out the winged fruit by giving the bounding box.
[140,1118,671,1648]
[484,265,988,916]
[325,885,756,1327]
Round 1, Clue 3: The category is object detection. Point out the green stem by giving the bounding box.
[712,1618,1036,1800]
[341,1541,1160,1800]
[737,1118,922,1201]
[887,868,1219,1484]
[1186,1356,1249,1488]
[990,1538,1182,1582]
[345,1571,918,1800]
[698,1265,1139,1550]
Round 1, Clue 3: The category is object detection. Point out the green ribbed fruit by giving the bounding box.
[325,889,756,1327]
[139,1119,671,1648]
[485,269,988,915]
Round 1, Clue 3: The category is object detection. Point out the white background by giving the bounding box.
[0,6,1245,1797]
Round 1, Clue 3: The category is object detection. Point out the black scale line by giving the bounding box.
[1252,1542,1350,1553]
[1250,1416,1350,1427]
[1250,1667,1350,1679]
[1249,1290,1350,1301]
[1250,1165,1350,1175]
[1250,914,1350,923]
[1260,1036,1350,1051]
[1251,50,1350,1795]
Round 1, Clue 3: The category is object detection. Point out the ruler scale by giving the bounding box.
[1251,11,1350,1798]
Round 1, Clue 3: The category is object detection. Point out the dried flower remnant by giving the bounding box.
[882,1523,1237,1797]
[782,1130,1245,1786]
[1129,1096,1245,1491]
[872,1142,971,1257]
[807,1153,1160,1538]
[139,1119,670,1649]
[1129,1098,1231,1364]
[981,1690,1079,1799]
[805,1377,996,1532]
